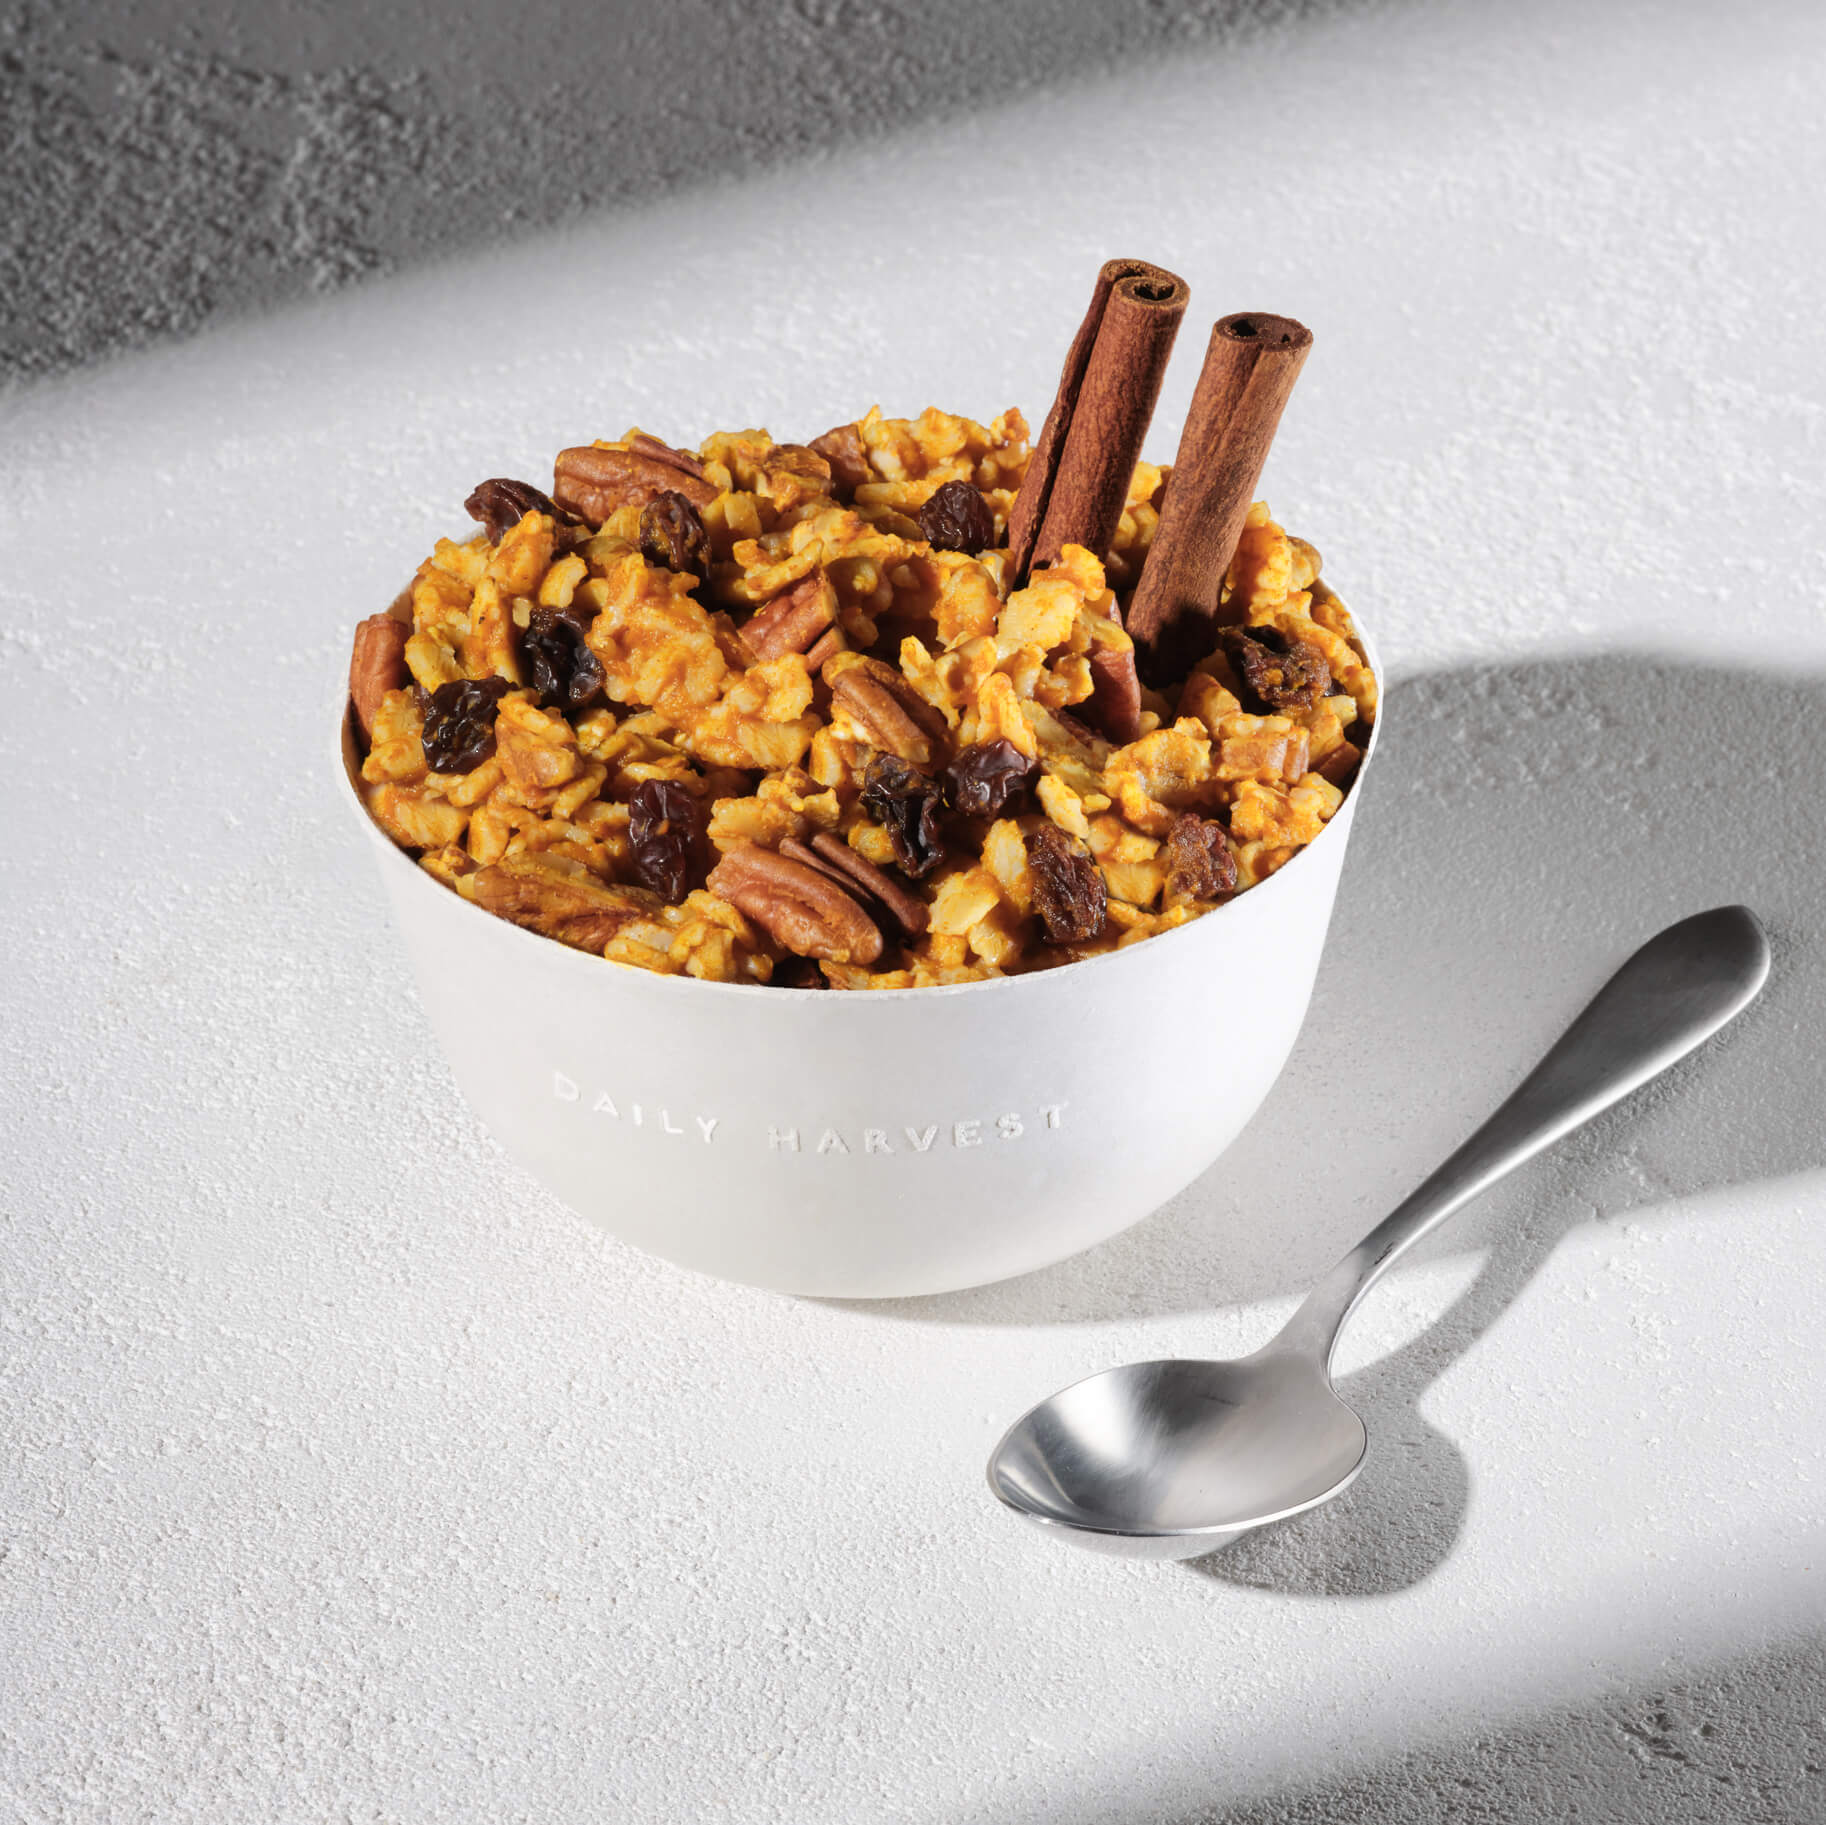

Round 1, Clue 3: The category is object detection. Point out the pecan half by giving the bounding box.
[809,423,870,496]
[707,844,884,965]
[1049,707,1108,755]
[1083,643,1144,744]
[779,832,929,939]
[802,627,847,672]
[471,860,647,954]
[826,654,945,766]
[627,432,708,480]
[741,570,836,663]
[553,443,717,522]
[1314,740,1363,788]
[764,443,833,484]
[350,614,411,742]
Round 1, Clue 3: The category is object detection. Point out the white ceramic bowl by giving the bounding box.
[338,610,1380,1297]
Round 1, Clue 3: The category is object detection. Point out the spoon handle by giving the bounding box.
[1273,905,1770,1367]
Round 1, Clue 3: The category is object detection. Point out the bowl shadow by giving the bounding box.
[840,652,1825,1330]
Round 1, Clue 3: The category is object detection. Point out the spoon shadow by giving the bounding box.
[1182,1021,1731,1596]
[1181,1191,1556,1595]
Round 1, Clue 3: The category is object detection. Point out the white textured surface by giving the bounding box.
[5,1,1826,1819]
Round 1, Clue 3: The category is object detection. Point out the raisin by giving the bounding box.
[465,477,568,544]
[770,955,830,990]
[627,779,703,905]
[1026,824,1108,944]
[859,754,946,879]
[1219,626,1330,712]
[638,490,712,582]
[421,677,512,773]
[942,739,1036,819]
[1162,812,1238,901]
[522,605,606,712]
[917,480,996,554]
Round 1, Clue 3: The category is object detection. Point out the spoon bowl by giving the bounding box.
[989,1350,1368,1560]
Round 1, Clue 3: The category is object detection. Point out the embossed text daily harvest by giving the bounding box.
[553,1072,1064,1154]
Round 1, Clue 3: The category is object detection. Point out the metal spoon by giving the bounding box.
[987,905,1771,1560]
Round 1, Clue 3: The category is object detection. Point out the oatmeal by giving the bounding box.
[348,404,1374,988]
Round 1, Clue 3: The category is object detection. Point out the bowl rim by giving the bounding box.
[335,580,1385,1005]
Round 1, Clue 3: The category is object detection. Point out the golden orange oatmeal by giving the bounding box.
[346,408,1376,988]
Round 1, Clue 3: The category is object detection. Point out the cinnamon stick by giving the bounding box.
[1007,258,1188,581]
[1126,311,1312,679]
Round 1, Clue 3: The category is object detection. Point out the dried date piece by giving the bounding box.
[638,490,712,582]
[522,605,606,712]
[860,754,946,880]
[465,478,569,544]
[1026,824,1108,944]
[941,740,1036,819]
[917,480,997,554]
[421,676,512,773]
[1162,812,1238,901]
[627,779,703,905]
[1220,626,1330,713]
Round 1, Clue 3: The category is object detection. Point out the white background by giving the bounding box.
[4,1,1824,1818]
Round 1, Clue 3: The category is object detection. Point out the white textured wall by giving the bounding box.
[4,1,1825,1819]
[5,0,1357,382]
